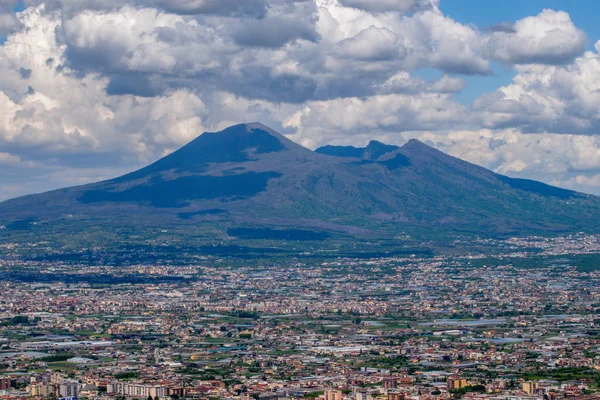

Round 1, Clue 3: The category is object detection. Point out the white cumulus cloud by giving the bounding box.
[489,9,587,65]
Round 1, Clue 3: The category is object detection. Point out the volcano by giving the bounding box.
[1,123,599,243]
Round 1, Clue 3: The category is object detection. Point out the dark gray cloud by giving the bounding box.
[105,74,165,97]
[152,0,268,18]
[338,0,437,14]
[25,0,269,18]
[488,22,516,33]
[231,16,319,48]
[25,0,313,18]
[218,66,319,103]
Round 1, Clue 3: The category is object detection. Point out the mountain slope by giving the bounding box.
[0,123,599,242]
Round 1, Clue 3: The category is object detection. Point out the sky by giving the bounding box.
[0,0,600,201]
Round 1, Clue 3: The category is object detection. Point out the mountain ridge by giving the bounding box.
[0,123,598,244]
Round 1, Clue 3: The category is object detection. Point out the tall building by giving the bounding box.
[51,373,66,384]
[30,383,56,397]
[447,378,468,390]
[523,381,539,395]
[383,378,398,389]
[355,391,369,400]
[59,381,79,399]
[324,389,343,400]
[108,382,168,399]
[387,393,404,400]
[0,378,12,390]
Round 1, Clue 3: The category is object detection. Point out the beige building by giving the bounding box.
[29,383,56,397]
[523,381,539,395]
[447,377,468,390]
[108,382,168,399]
[324,389,343,400]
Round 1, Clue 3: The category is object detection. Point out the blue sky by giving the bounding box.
[444,0,600,41]
[0,0,599,200]
[0,1,23,43]
[441,0,600,104]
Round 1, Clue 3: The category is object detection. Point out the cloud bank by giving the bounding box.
[0,1,599,200]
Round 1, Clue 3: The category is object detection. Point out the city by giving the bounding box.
[1,235,599,400]
[1,0,600,400]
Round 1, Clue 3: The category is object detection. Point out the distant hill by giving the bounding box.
[1,123,599,247]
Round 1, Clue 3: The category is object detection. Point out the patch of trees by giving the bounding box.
[1,316,40,326]
[39,353,75,362]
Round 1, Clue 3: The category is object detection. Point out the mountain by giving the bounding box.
[316,140,399,160]
[1,123,599,247]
